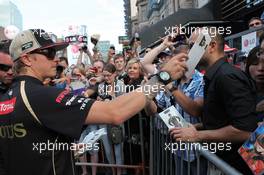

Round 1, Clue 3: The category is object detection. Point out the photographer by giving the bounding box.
[107,45,115,64]
[52,57,70,89]
[141,35,176,75]
[83,60,105,98]
[77,45,94,66]
[69,66,89,95]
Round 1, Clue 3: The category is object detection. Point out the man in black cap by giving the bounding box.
[0,29,188,175]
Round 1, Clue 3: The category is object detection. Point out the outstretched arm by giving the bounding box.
[141,36,174,74]
[85,53,188,125]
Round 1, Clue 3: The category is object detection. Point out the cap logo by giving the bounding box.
[41,32,51,40]
[32,29,51,40]
[21,41,33,51]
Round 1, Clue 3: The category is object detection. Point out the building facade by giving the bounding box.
[124,0,211,38]
[0,0,23,31]
[124,0,264,48]
[124,0,217,47]
[220,0,264,22]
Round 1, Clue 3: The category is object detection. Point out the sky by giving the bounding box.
[10,0,126,51]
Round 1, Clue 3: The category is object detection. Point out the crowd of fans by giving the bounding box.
[0,15,264,175]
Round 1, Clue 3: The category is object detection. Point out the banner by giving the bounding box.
[242,32,257,54]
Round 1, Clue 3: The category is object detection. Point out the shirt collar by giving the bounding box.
[13,75,43,85]
[204,57,227,81]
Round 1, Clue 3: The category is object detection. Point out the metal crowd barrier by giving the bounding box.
[75,112,244,175]
[225,25,264,48]
[151,116,242,175]
[75,111,149,174]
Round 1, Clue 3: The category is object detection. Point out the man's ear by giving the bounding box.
[19,54,32,66]
[208,41,217,54]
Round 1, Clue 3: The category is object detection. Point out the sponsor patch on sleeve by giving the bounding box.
[56,90,70,103]
[0,97,16,115]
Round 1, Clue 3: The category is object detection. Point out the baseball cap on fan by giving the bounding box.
[9,29,69,61]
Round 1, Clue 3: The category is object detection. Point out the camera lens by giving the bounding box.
[56,65,64,73]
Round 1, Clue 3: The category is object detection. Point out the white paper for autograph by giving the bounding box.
[76,128,107,156]
[159,106,189,129]
[185,32,212,79]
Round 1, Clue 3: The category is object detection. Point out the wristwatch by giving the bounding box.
[157,71,171,85]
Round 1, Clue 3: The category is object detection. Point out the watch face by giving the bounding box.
[160,71,170,81]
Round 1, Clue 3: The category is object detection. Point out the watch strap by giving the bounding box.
[170,79,180,92]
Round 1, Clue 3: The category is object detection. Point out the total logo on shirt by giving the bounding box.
[0,97,16,115]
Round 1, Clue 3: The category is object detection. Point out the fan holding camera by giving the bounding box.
[141,32,187,75]
[77,44,95,66]
[50,57,71,89]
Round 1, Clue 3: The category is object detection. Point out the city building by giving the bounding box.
[124,0,264,48]
[124,0,220,47]
[221,0,264,22]
[0,0,23,31]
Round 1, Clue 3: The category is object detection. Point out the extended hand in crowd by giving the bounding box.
[161,53,188,80]
[169,124,199,142]
[160,35,176,48]
[72,72,86,81]
[52,77,70,84]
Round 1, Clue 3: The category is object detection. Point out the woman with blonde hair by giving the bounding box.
[123,58,153,174]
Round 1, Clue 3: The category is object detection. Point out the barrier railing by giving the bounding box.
[151,116,242,175]
[75,112,244,175]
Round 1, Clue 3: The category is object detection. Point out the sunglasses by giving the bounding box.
[0,64,12,72]
[249,22,261,27]
[29,48,57,60]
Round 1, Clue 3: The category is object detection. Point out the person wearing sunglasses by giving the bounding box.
[0,40,13,95]
[0,29,187,175]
